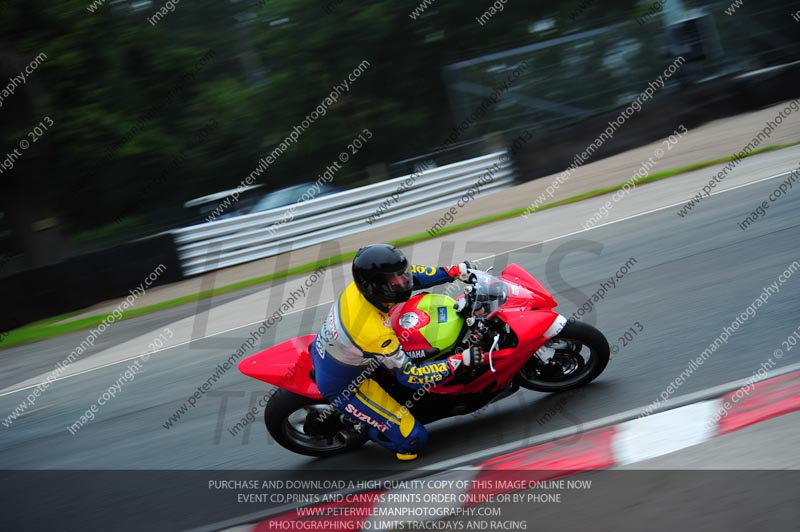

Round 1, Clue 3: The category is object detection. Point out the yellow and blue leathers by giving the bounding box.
[310,265,456,454]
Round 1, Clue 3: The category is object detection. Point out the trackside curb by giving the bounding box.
[214,367,800,532]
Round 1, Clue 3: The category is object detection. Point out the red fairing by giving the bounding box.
[502,309,562,344]
[432,308,559,396]
[424,264,561,396]
[501,263,557,309]
[238,334,323,399]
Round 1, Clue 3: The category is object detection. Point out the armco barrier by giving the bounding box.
[171,151,515,276]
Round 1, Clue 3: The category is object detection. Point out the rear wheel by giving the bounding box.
[264,389,368,457]
[515,320,610,392]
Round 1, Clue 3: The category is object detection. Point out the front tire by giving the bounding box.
[264,389,367,457]
[515,319,610,392]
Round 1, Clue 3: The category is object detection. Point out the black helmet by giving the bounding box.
[353,244,413,308]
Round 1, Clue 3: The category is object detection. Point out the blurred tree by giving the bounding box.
[1,0,656,265]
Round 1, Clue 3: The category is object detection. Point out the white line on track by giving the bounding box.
[0,168,793,398]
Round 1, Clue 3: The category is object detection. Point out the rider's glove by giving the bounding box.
[446,347,485,373]
[447,261,473,281]
[464,346,485,367]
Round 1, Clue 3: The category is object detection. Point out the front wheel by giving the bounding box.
[264,389,368,457]
[515,319,610,392]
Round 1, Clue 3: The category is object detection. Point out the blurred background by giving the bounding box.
[1,0,799,330]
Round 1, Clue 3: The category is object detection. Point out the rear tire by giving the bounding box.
[515,319,610,392]
[264,389,367,457]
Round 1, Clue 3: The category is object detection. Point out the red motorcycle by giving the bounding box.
[239,264,610,457]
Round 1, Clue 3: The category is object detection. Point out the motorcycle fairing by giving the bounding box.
[238,334,323,399]
[501,263,558,309]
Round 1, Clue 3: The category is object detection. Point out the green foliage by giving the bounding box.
[2,0,646,242]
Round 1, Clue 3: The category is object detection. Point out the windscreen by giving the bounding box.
[469,271,509,317]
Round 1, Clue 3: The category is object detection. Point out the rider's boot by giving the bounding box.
[396,451,418,461]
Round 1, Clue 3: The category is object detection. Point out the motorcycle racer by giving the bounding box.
[310,243,483,461]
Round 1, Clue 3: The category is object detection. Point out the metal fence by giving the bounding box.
[171,151,514,276]
[443,0,800,140]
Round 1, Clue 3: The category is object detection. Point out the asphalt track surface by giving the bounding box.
[1,147,799,530]
[452,412,800,530]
